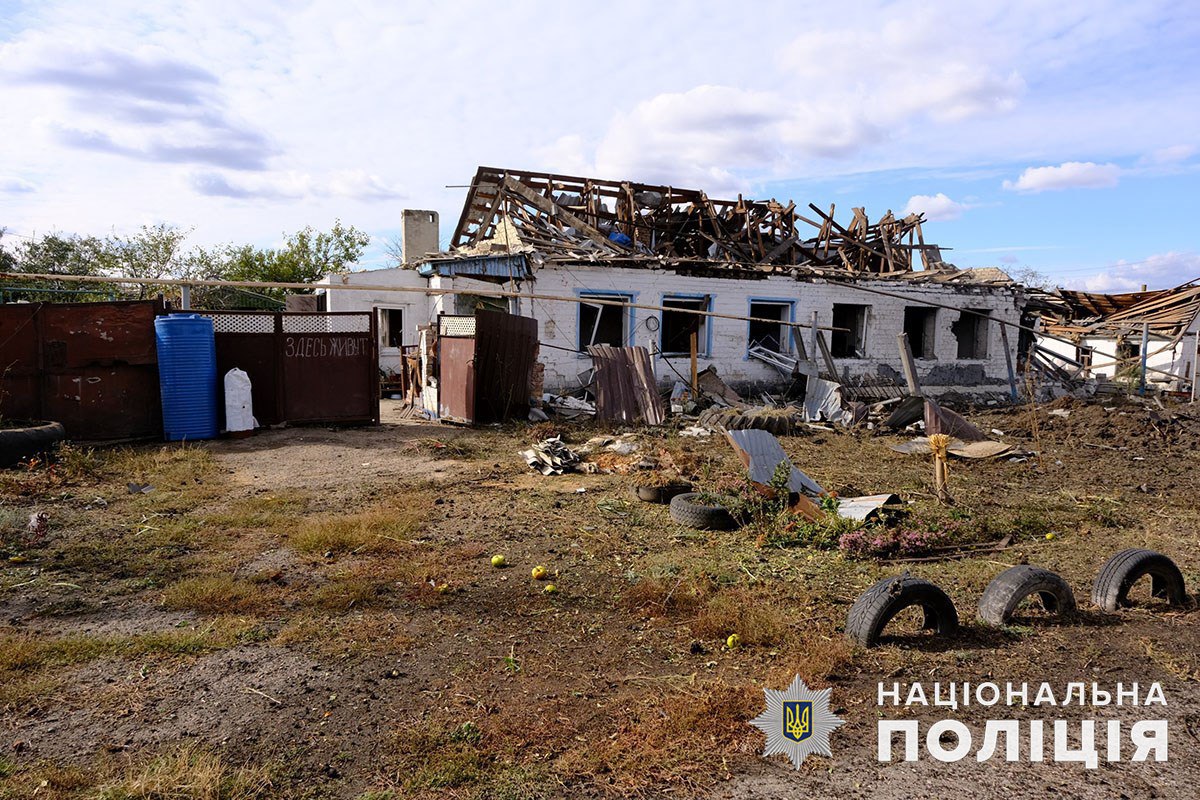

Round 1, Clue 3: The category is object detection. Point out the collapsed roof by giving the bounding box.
[448,166,957,278]
[1042,281,1200,340]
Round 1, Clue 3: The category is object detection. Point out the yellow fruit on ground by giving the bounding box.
[491,554,507,568]
[726,634,741,649]
[531,565,548,580]
[544,583,559,594]
[1045,533,1056,541]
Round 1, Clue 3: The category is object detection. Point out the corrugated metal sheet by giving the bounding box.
[585,345,665,425]
[417,253,531,280]
[0,300,165,440]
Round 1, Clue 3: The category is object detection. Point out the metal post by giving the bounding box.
[1191,330,1199,403]
[180,283,192,310]
[809,311,819,367]
[998,323,1018,402]
[1138,283,1149,395]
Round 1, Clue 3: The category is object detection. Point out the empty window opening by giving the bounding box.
[748,301,792,352]
[830,304,868,358]
[952,308,990,359]
[378,308,404,348]
[578,294,630,349]
[661,296,710,355]
[903,307,937,359]
[1076,345,1094,371]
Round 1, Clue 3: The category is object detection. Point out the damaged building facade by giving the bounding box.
[320,167,1027,399]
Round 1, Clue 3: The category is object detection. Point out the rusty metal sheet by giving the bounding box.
[0,300,164,440]
[438,334,476,423]
[198,310,379,427]
[473,310,538,424]
[40,302,159,368]
[586,344,665,425]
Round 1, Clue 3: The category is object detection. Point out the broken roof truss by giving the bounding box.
[450,166,947,275]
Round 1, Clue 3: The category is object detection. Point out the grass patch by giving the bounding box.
[690,589,788,647]
[291,508,422,556]
[96,743,274,800]
[310,576,392,612]
[555,684,758,794]
[161,574,273,615]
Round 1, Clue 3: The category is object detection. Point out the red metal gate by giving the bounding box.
[0,299,165,440]
[198,310,379,426]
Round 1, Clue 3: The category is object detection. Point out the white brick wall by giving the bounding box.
[319,263,1027,394]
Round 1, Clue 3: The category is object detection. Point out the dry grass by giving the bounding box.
[555,684,760,794]
[690,589,789,647]
[160,574,273,615]
[96,743,274,800]
[290,508,422,556]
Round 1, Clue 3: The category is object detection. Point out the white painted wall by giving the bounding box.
[317,267,434,375]
[319,263,1026,394]
[1038,321,1200,387]
[508,265,1023,393]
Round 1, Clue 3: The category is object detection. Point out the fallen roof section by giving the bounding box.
[449,165,951,277]
[1043,279,1200,340]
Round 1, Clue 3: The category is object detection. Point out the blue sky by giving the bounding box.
[1,0,1197,291]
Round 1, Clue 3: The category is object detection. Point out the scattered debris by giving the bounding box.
[127,482,154,494]
[520,437,580,475]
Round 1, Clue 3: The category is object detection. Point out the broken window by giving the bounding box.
[830,303,868,358]
[952,308,990,359]
[578,292,631,350]
[748,301,793,353]
[455,293,511,315]
[377,307,404,349]
[660,296,710,356]
[1076,345,1094,370]
[903,307,937,359]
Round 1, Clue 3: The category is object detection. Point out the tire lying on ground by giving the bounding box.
[668,492,739,530]
[1092,548,1187,612]
[845,575,959,647]
[0,421,66,468]
[634,483,693,505]
[977,565,1076,626]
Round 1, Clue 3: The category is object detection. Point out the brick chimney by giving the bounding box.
[401,209,440,264]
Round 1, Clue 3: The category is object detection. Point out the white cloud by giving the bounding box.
[1002,161,1121,193]
[0,176,36,193]
[901,192,969,221]
[189,170,405,202]
[1137,144,1196,166]
[1073,251,1200,292]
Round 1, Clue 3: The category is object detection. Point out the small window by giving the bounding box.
[952,308,990,359]
[378,308,404,348]
[830,304,868,358]
[903,307,937,359]
[1076,345,1094,370]
[748,301,792,353]
[661,296,710,356]
[578,293,630,349]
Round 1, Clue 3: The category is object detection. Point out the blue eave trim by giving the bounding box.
[417,253,531,280]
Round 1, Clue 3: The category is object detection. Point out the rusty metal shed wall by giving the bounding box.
[0,299,165,440]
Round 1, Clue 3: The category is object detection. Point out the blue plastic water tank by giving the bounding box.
[155,314,218,441]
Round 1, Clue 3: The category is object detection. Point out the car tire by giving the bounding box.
[668,492,738,530]
[846,574,959,647]
[978,565,1076,626]
[1092,548,1187,612]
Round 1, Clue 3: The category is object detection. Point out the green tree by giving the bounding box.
[4,232,115,302]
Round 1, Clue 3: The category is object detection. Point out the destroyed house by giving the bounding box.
[1035,281,1200,390]
[321,167,1028,399]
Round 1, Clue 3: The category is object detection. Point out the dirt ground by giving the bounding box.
[1,397,1198,799]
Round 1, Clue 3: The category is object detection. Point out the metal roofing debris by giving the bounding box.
[724,428,825,497]
[585,345,666,425]
[520,436,579,475]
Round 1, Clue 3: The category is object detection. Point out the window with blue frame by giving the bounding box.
[748,300,793,353]
[660,295,711,356]
[578,292,632,349]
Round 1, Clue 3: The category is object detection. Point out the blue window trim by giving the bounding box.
[744,297,796,360]
[658,293,713,358]
[575,289,637,355]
